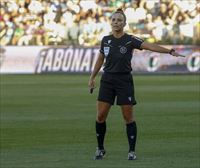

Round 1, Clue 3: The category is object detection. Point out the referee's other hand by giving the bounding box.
[88,77,95,93]
[170,49,185,57]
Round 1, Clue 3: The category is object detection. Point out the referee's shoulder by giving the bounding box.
[102,34,112,40]
[124,33,139,40]
[130,34,144,42]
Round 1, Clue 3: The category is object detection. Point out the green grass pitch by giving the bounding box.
[0,74,199,168]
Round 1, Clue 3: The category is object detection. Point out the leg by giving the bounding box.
[94,101,111,160]
[121,105,137,160]
[95,74,115,159]
[96,101,111,150]
[96,101,111,123]
[121,105,135,124]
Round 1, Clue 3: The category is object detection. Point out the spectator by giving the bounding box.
[0,0,199,46]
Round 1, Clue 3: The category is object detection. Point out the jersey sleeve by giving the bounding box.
[131,36,144,50]
[99,37,105,55]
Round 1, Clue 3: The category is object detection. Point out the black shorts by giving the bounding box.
[98,72,137,105]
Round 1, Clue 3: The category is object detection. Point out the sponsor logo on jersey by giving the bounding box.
[104,47,110,57]
[120,46,127,54]
[108,40,111,44]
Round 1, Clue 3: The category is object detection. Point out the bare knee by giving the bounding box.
[121,105,135,124]
[96,101,111,123]
[123,115,134,123]
[96,114,106,123]
[96,109,108,123]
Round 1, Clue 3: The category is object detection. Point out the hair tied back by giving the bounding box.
[114,8,126,23]
[116,8,124,13]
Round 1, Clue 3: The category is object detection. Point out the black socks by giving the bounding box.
[96,121,106,150]
[126,121,137,152]
[96,121,137,152]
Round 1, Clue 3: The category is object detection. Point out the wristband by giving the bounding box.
[169,49,175,55]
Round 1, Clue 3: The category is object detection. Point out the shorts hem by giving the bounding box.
[117,102,137,106]
[97,99,114,105]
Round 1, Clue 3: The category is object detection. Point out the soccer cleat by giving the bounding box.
[93,148,106,160]
[127,151,136,160]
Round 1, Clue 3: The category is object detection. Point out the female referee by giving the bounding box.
[88,8,183,160]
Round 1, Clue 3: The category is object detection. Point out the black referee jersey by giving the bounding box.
[100,33,144,73]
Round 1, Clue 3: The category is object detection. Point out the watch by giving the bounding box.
[169,49,175,55]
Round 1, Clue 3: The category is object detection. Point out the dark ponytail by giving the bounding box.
[114,8,126,23]
[116,8,124,13]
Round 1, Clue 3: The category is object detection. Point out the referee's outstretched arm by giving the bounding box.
[141,41,185,57]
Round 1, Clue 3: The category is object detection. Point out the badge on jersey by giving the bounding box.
[120,46,127,54]
[104,47,110,57]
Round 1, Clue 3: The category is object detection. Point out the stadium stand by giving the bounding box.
[0,0,199,46]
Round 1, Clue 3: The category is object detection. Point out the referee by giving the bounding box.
[88,8,183,160]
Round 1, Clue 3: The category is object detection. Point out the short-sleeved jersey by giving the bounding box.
[100,33,144,73]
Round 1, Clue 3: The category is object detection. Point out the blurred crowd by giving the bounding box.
[0,0,199,46]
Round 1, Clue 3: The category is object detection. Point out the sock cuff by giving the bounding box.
[126,121,136,126]
[96,121,106,125]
